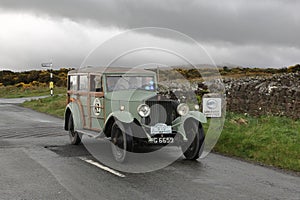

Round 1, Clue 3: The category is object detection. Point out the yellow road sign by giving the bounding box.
[49,81,54,89]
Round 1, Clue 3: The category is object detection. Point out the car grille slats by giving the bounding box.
[145,100,177,126]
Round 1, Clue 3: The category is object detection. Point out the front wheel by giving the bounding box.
[181,120,205,160]
[68,114,82,145]
[110,121,133,163]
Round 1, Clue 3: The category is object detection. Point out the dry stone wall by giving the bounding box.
[224,72,300,119]
[158,72,299,119]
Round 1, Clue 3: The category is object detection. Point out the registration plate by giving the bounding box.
[153,137,174,144]
[150,123,172,135]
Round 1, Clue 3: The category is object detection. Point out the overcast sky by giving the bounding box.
[0,0,299,71]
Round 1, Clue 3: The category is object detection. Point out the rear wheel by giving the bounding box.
[110,121,133,163]
[181,120,205,160]
[68,114,81,145]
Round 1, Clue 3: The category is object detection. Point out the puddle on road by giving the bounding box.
[0,140,11,148]
[45,144,91,158]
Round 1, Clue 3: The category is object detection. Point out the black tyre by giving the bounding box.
[110,121,133,163]
[181,120,205,160]
[68,114,82,145]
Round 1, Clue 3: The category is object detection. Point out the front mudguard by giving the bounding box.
[106,111,134,124]
[103,111,135,138]
[172,111,207,141]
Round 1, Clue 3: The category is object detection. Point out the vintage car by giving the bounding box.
[64,67,207,162]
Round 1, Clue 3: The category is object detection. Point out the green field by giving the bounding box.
[20,95,300,172]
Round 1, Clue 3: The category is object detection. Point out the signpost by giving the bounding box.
[41,62,54,96]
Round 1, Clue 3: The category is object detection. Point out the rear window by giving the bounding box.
[68,75,78,91]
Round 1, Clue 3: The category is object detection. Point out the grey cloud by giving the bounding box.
[1,0,299,48]
[0,0,299,69]
[204,42,300,68]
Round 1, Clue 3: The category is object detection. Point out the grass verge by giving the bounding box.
[21,96,300,172]
[22,95,66,118]
[213,112,300,172]
[0,86,66,98]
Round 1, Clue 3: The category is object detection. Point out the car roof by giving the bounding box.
[68,66,156,75]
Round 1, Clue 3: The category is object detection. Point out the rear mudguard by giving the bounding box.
[64,102,84,131]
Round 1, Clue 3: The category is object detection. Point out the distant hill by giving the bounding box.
[152,64,300,80]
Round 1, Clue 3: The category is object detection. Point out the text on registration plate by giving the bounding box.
[153,137,174,144]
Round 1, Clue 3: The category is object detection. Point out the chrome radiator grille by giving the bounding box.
[145,100,178,126]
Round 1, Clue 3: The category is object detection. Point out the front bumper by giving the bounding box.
[138,111,207,143]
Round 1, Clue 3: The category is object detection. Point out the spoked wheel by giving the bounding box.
[111,121,133,163]
[68,114,82,145]
[181,120,205,160]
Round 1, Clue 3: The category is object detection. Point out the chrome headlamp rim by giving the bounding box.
[177,103,189,116]
[137,104,151,117]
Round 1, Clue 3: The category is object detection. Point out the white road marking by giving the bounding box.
[79,157,126,178]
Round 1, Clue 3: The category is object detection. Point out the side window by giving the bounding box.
[79,75,88,91]
[142,76,155,90]
[68,75,78,91]
[90,75,102,92]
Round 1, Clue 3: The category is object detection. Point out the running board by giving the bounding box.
[77,129,105,139]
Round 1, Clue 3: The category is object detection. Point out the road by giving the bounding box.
[0,99,299,200]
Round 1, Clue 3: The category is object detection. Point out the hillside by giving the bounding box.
[0,68,72,87]
[0,65,299,87]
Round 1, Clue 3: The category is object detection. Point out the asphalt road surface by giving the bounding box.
[0,99,299,200]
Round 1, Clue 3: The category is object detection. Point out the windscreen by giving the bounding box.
[106,75,155,92]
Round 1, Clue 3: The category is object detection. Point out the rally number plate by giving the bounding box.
[150,123,172,135]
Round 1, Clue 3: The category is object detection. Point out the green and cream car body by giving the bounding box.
[64,67,207,162]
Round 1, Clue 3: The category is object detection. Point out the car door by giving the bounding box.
[89,74,105,131]
[78,74,89,129]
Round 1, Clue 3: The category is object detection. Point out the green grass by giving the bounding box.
[213,113,300,172]
[20,94,300,172]
[0,86,66,98]
[22,95,66,118]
